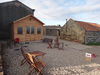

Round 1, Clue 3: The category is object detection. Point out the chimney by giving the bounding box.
[14,0,18,1]
[66,19,67,22]
[32,9,35,16]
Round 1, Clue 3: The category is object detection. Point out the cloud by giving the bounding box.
[23,0,100,21]
[0,0,100,24]
[0,0,13,3]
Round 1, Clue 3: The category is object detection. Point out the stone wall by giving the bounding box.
[85,31,100,43]
[60,23,67,33]
[60,19,85,43]
[46,29,59,36]
[44,26,61,36]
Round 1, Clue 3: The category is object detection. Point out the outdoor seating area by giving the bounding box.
[2,36,100,75]
[0,0,100,75]
[47,40,64,50]
[47,36,64,50]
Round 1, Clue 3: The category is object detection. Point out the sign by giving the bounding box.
[85,53,92,62]
[85,53,92,57]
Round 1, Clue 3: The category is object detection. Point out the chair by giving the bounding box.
[15,38,20,43]
[58,42,64,50]
[26,53,46,75]
[54,39,59,48]
[47,41,53,49]
[20,46,27,66]
[54,39,64,50]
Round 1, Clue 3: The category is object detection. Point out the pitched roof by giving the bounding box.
[0,0,35,11]
[75,21,100,31]
[13,14,44,25]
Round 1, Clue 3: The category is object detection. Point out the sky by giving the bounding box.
[0,0,100,26]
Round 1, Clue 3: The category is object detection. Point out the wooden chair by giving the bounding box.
[47,41,53,49]
[58,42,64,50]
[54,39,64,50]
[26,53,46,75]
[20,46,27,66]
[54,39,60,48]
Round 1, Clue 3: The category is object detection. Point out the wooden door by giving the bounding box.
[25,26,35,41]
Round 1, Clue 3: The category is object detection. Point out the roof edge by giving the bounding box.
[13,14,44,25]
[75,20,100,31]
[0,0,35,11]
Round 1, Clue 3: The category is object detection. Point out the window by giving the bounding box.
[31,26,34,34]
[26,26,30,34]
[17,27,23,34]
[37,28,41,34]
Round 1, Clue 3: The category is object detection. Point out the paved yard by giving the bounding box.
[2,36,100,75]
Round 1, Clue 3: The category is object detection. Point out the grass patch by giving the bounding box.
[85,43,100,46]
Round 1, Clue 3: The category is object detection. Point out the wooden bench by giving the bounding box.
[43,38,53,44]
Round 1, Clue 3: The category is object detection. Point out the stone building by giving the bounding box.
[44,25,61,36]
[60,19,100,43]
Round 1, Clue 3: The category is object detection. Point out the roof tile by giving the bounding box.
[75,21,100,31]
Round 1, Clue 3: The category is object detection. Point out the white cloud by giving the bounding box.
[27,0,100,21]
[0,0,13,3]
[0,0,100,25]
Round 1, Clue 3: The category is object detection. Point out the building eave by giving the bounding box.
[13,14,44,25]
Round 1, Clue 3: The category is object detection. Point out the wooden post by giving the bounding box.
[56,31,59,43]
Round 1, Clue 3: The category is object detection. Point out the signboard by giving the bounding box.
[85,53,92,62]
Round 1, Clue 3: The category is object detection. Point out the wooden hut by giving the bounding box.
[11,14,44,42]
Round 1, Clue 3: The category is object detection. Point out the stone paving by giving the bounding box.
[2,36,100,75]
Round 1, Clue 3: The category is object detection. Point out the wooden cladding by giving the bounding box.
[11,15,43,42]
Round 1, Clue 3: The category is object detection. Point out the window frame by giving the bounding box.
[17,27,23,34]
[31,26,34,34]
[37,28,41,34]
[26,26,30,34]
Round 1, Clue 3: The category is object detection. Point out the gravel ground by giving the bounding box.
[2,36,100,75]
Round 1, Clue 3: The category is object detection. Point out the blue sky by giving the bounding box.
[0,0,100,26]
